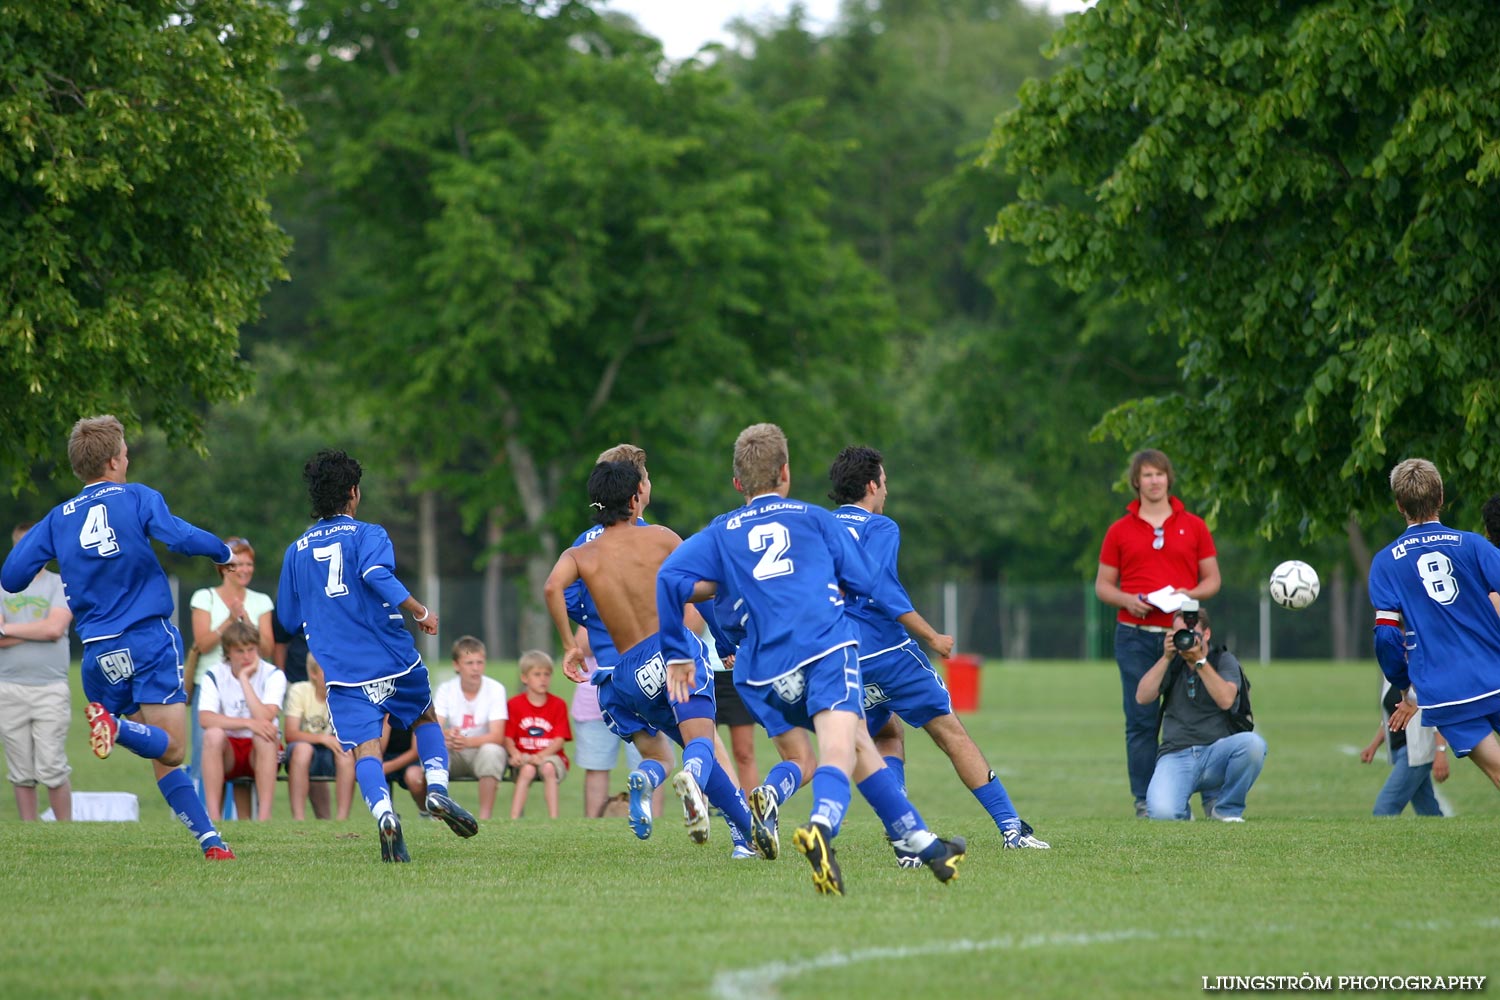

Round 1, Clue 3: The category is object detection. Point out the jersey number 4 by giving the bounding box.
[79,504,120,557]
[749,522,794,580]
[313,543,350,598]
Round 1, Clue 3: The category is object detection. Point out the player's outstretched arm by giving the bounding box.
[542,552,588,681]
[140,488,233,564]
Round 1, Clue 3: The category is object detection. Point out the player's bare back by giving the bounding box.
[571,523,681,653]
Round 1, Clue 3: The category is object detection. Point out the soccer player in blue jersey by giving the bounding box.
[0,416,236,859]
[1369,458,1500,790]
[657,423,965,896]
[276,450,478,862]
[826,445,1049,852]
[543,461,756,855]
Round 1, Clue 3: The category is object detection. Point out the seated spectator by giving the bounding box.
[0,521,75,821]
[433,635,509,821]
[506,650,572,819]
[284,652,355,820]
[1135,605,1267,821]
[1360,678,1448,817]
[198,620,286,822]
[381,718,428,815]
[273,617,310,687]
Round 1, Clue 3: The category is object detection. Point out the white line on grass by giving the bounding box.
[710,927,1209,1000]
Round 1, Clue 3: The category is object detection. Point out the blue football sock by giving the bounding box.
[355,755,394,820]
[638,758,668,789]
[681,736,715,785]
[117,717,170,760]
[857,764,927,842]
[157,768,224,852]
[765,760,802,804]
[809,765,851,837]
[882,755,907,795]
[973,771,1019,828]
[703,766,753,841]
[413,721,449,794]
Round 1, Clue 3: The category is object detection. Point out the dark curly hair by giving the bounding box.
[828,445,883,506]
[1483,493,1500,547]
[587,461,641,527]
[304,449,362,519]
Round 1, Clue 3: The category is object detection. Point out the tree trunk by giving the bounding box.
[501,416,559,655]
[1330,562,1350,660]
[483,506,504,659]
[418,487,439,664]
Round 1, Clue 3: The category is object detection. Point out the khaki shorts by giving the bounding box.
[514,753,569,783]
[0,680,72,787]
[449,742,509,781]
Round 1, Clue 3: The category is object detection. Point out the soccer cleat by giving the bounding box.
[888,835,924,869]
[747,784,781,860]
[203,845,237,861]
[379,812,410,863]
[425,790,479,838]
[792,822,844,896]
[730,844,759,860]
[626,769,653,840]
[85,702,118,760]
[672,770,711,845]
[1002,820,1051,850]
[922,835,967,884]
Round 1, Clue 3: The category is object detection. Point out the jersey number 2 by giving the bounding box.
[749,523,794,580]
[313,543,350,597]
[79,504,119,557]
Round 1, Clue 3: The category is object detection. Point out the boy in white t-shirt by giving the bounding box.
[284,652,355,820]
[198,620,286,821]
[432,636,508,820]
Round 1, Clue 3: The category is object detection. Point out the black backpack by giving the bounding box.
[1157,646,1254,734]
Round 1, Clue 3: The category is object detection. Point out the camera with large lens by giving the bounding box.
[1172,598,1201,653]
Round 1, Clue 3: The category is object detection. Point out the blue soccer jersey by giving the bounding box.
[831,505,918,658]
[1367,522,1500,719]
[1,482,230,642]
[277,516,422,687]
[657,494,909,685]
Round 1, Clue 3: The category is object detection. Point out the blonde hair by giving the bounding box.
[451,635,485,661]
[68,415,125,482]
[518,649,553,676]
[596,443,647,475]
[733,423,788,496]
[1390,458,1443,522]
[220,619,261,654]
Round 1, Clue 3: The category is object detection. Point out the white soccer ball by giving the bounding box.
[1269,560,1320,610]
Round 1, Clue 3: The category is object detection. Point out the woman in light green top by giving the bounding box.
[188,536,274,700]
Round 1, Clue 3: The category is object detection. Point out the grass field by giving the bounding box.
[2,659,1497,999]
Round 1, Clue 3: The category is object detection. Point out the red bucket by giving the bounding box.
[944,654,982,713]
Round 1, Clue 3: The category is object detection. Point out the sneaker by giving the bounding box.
[1134,799,1148,819]
[922,835,967,884]
[747,784,781,860]
[1209,810,1245,823]
[791,822,844,896]
[378,812,410,863]
[1001,820,1051,850]
[203,845,237,861]
[85,703,118,760]
[888,836,924,869]
[730,844,759,860]
[671,770,711,845]
[425,790,479,838]
[626,769,653,840]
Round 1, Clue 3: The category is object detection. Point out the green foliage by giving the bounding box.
[0,0,301,491]
[987,0,1500,540]
[276,0,893,545]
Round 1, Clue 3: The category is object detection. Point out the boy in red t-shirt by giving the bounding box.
[505,651,572,819]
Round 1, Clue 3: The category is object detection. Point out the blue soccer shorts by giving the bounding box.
[860,640,953,736]
[737,643,863,738]
[81,617,187,717]
[326,664,435,750]
[597,634,713,746]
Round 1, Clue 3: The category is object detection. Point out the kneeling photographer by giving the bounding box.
[1134,602,1267,821]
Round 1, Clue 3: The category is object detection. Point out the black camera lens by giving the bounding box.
[1172,628,1198,652]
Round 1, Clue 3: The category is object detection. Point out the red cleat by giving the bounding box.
[85,703,118,759]
[204,846,237,861]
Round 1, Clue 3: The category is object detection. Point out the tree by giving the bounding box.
[278,0,894,646]
[0,0,301,491]
[987,0,1500,541]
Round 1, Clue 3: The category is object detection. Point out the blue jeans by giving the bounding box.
[1115,623,1166,803]
[1373,745,1442,816]
[1146,731,1268,820]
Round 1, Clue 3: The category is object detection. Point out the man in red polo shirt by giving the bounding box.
[1095,449,1220,818]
